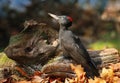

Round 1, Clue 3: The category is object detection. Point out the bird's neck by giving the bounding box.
[59,25,68,39]
[59,25,67,34]
[60,24,68,30]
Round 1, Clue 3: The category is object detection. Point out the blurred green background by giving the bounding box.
[0,0,120,51]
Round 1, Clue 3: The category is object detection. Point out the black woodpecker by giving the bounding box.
[48,13,99,78]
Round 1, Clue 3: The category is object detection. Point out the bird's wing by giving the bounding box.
[73,35,92,61]
[72,35,97,68]
[61,33,89,64]
[62,40,87,64]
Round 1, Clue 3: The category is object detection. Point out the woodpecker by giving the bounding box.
[48,13,99,78]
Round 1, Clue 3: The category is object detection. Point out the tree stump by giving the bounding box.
[41,48,120,77]
[0,47,119,79]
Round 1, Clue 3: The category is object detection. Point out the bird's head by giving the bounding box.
[48,13,73,27]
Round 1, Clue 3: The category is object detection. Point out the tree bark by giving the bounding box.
[88,48,120,68]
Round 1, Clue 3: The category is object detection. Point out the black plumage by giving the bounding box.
[48,13,99,78]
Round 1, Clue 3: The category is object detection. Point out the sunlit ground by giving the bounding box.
[89,31,120,51]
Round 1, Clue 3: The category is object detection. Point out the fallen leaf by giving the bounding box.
[88,77,106,83]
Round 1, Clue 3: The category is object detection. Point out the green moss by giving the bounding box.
[89,41,116,49]
[9,34,23,45]
[89,32,120,51]
[0,53,16,67]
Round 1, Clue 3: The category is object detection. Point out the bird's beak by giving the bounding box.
[48,13,59,20]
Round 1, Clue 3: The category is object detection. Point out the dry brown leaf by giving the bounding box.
[33,71,43,77]
[70,64,88,83]
[88,77,106,83]
[51,79,63,83]
[109,63,120,72]
[70,64,84,75]
[16,80,31,83]
[31,76,44,83]
[0,79,7,83]
[15,66,29,78]
[65,78,70,83]
[65,78,78,83]
[100,68,114,83]
[113,76,120,83]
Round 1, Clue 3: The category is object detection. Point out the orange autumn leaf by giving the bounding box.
[113,76,120,83]
[88,77,106,83]
[70,64,88,83]
[33,71,43,76]
[16,80,31,83]
[70,64,85,76]
[100,68,114,83]
[31,76,44,83]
